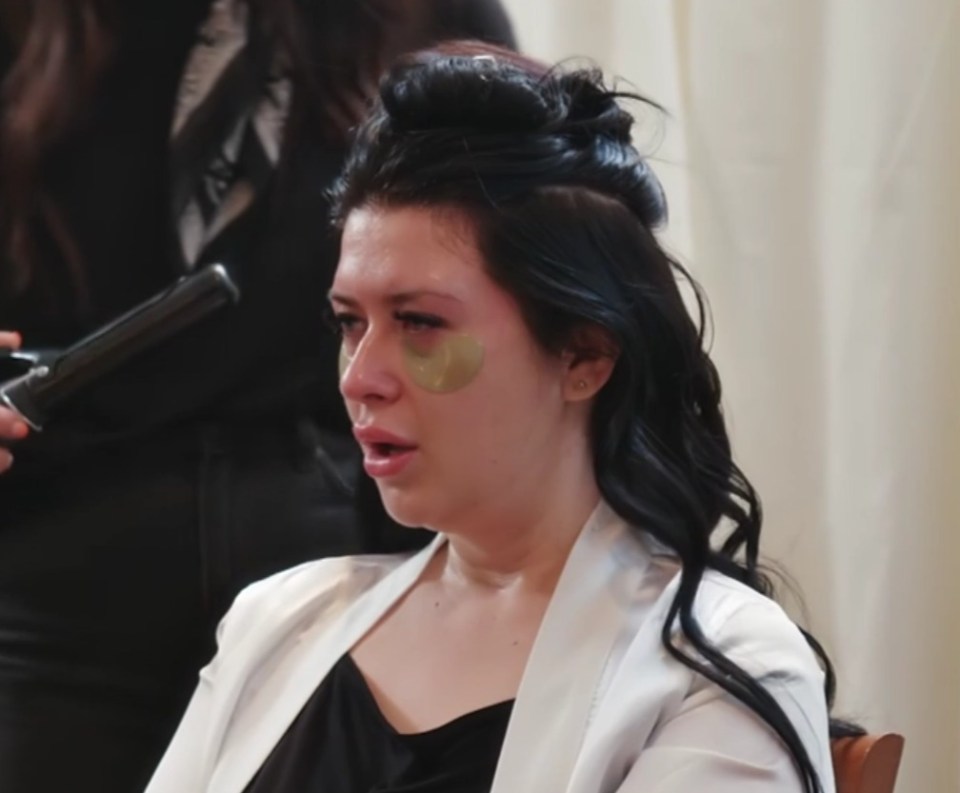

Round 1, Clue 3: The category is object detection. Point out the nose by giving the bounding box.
[339,332,402,406]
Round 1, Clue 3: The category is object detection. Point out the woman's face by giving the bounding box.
[331,205,588,531]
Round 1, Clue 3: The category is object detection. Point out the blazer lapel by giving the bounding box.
[205,504,648,793]
[491,502,648,793]
[208,536,447,793]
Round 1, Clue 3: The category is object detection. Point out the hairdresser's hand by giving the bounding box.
[0,331,30,473]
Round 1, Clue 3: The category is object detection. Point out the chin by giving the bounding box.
[378,487,439,531]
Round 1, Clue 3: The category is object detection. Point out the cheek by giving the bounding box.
[402,334,484,393]
[337,336,485,399]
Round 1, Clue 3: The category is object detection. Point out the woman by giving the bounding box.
[146,44,837,793]
[0,4,513,793]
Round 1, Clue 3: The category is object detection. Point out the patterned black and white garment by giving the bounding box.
[170,0,291,269]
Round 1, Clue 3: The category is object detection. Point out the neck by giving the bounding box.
[441,503,597,593]
[436,446,602,594]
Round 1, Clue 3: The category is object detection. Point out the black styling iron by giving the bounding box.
[0,263,240,431]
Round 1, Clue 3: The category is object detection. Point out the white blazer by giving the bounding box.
[145,502,835,793]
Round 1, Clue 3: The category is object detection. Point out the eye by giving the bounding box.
[395,311,446,333]
[326,310,365,339]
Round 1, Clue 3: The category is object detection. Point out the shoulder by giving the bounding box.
[684,571,832,764]
[620,537,827,710]
[605,517,821,686]
[693,572,824,687]
[619,544,824,691]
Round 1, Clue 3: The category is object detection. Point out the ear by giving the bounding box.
[561,324,619,402]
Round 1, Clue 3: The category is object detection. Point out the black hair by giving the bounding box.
[331,41,859,793]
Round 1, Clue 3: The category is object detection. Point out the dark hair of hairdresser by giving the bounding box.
[0,0,414,301]
[332,41,861,793]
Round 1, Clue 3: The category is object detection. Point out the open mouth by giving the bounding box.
[352,426,418,478]
[361,440,418,478]
[370,442,417,458]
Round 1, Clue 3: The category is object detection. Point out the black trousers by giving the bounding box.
[0,420,368,793]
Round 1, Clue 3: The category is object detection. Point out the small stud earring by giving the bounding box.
[576,379,588,390]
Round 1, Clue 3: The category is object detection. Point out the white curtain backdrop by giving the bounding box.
[499,2,960,791]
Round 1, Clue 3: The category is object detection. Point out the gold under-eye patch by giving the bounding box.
[402,334,484,393]
[338,345,351,379]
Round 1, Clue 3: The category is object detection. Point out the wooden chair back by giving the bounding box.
[832,734,905,793]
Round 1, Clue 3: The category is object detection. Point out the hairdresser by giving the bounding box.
[0,2,514,791]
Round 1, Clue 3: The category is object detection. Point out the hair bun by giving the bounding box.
[381,54,562,133]
[369,47,668,228]
[555,71,633,144]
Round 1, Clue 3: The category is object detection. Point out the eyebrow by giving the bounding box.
[327,290,462,307]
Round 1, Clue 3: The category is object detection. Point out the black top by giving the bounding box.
[0,0,515,469]
[243,654,513,793]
